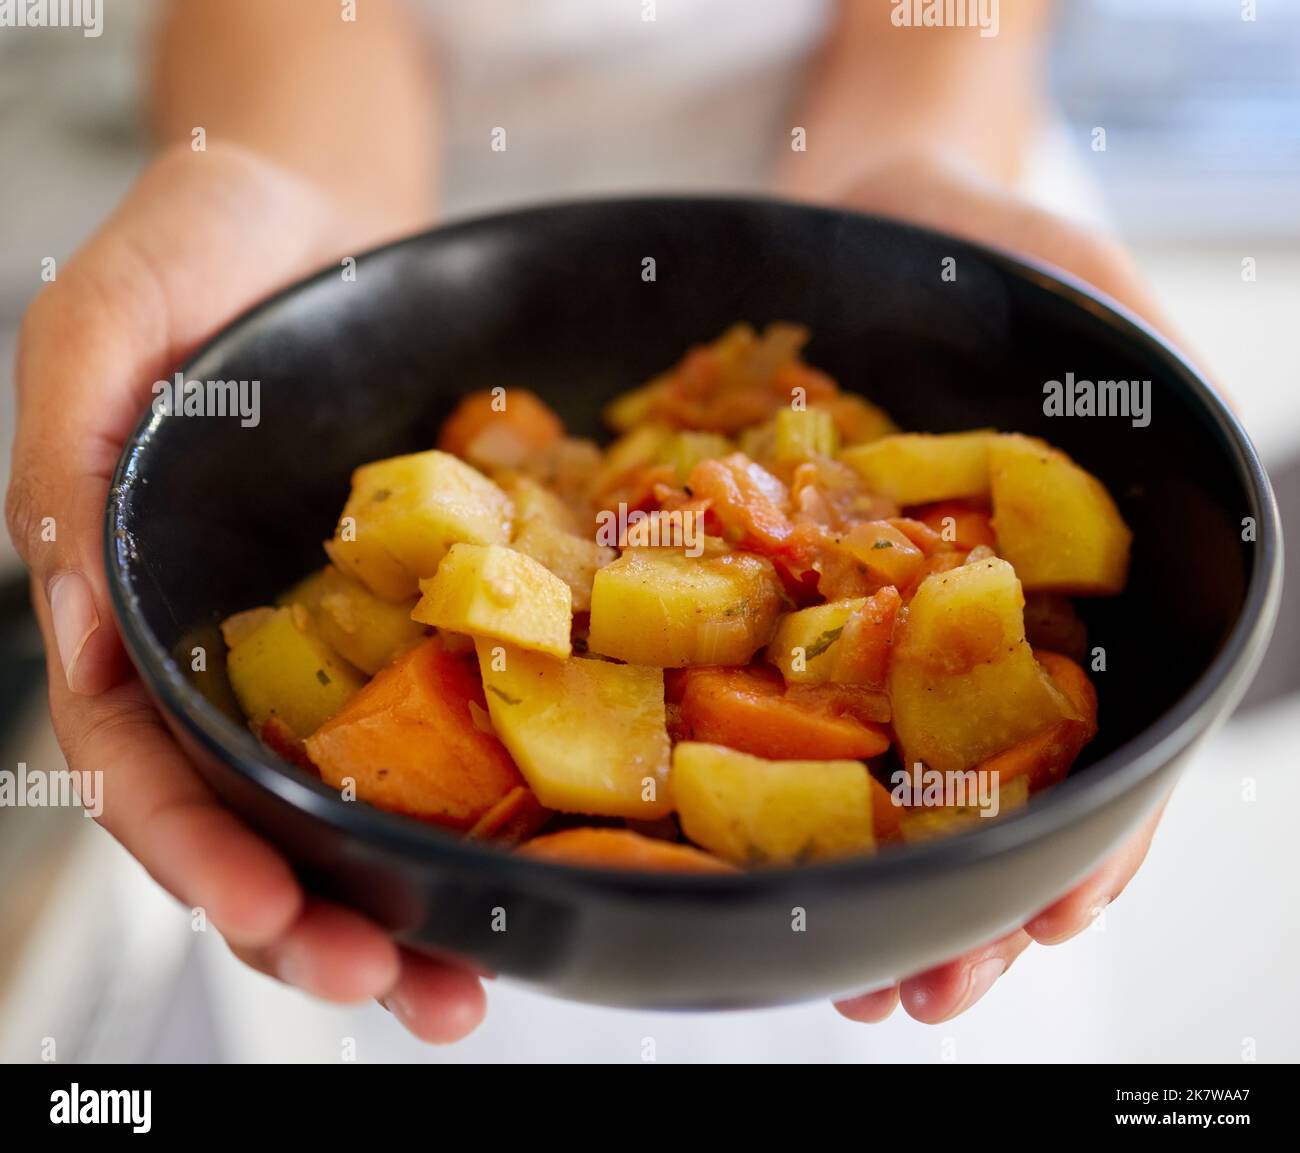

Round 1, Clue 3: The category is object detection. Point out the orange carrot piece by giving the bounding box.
[910,500,997,552]
[259,716,317,773]
[687,454,794,550]
[976,651,1099,793]
[677,665,890,761]
[437,388,564,467]
[832,585,902,689]
[871,775,904,844]
[519,828,736,873]
[305,638,526,829]
[466,785,551,845]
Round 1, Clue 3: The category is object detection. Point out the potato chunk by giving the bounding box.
[413,543,572,658]
[476,641,671,819]
[587,548,784,667]
[224,606,364,739]
[671,743,876,866]
[282,565,426,675]
[767,587,900,687]
[888,557,1075,772]
[840,430,993,504]
[511,518,615,614]
[327,450,512,600]
[989,433,1131,594]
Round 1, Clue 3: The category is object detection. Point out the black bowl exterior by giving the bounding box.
[107,199,1281,1008]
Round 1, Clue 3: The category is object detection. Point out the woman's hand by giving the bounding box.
[6,142,485,1044]
[831,154,1177,1025]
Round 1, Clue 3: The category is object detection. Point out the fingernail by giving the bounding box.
[952,957,1006,1018]
[48,572,99,693]
[276,949,311,990]
[380,990,413,1023]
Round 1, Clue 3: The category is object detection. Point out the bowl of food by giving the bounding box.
[106,198,1280,1008]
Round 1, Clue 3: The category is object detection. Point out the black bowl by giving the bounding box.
[106,198,1281,1008]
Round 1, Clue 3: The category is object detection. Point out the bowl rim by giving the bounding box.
[105,194,1284,901]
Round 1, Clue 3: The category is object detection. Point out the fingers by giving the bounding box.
[232,900,402,1003]
[6,142,342,697]
[32,584,303,947]
[1025,801,1165,945]
[834,983,901,1024]
[379,950,488,1044]
[899,928,1034,1025]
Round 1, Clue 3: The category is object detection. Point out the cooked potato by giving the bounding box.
[657,431,733,483]
[512,517,615,613]
[476,641,672,819]
[412,543,572,657]
[315,575,426,676]
[671,742,875,865]
[898,776,1030,843]
[888,557,1076,772]
[327,450,512,600]
[767,598,865,683]
[224,606,364,738]
[840,430,994,504]
[773,407,838,464]
[499,472,582,535]
[588,424,673,498]
[587,548,784,667]
[989,433,1131,594]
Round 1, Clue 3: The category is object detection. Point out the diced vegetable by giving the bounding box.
[283,564,426,675]
[518,828,735,873]
[838,521,927,591]
[305,638,525,828]
[767,586,901,686]
[657,431,733,483]
[820,393,898,446]
[499,472,582,535]
[898,776,1030,843]
[988,433,1131,594]
[588,424,673,499]
[675,665,890,760]
[975,650,1098,793]
[840,430,994,504]
[476,641,672,819]
[327,450,512,600]
[437,388,564,470]
[511,518,615,613]
[773,407,839,464]
[888,557,1076,773]
[412,543,572,658]
[465,785,552,844]
[910,500,997,552]
[672,742,877,866]
[587,548,784,667]
[224,606,364,739]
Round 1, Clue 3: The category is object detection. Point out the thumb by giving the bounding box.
[5,142,350,695]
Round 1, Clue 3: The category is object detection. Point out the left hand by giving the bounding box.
[827,154,1177,1024]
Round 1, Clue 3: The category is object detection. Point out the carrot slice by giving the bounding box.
[687,454,794,550]
[466,785,551,845]
[437,389,563,468]
[677,665,890,761]
[305,638,526,829]
[518,828,736,873]
[976,651,1099,793]
[910,500,997,552]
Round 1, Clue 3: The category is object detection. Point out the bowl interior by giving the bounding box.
[110,199,1266,833]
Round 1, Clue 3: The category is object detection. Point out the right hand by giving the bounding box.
[6,143,487,1044]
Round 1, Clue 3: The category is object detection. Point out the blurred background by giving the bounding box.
[1,0,1297,1062]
